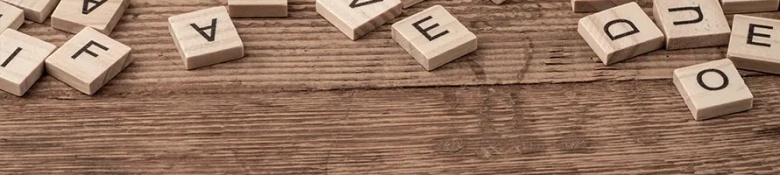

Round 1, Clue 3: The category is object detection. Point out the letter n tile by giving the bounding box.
[654,0,730,50]
[578,2,664,65]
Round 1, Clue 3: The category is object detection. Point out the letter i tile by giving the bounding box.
[45,27,132,95]
[169,6,244,70]
[727,15,780,74]
[578,2,664,65]
[391,5,477,71]
[653,0,730,50]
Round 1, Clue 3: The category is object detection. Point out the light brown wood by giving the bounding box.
[571,0,635,13]
[0,29,56,96]
[50,0,129,34]
[653,0,730,50]
[44,27,132,95]
[721,0,780,14]
[0,0,59,23]
[392,5,477,71]
[228,0,288,17]
[169,6,245,70]
[403,0,425,8]
[0,1,23,31]
[491,0,505,5]
[316,0,402,40]
[578,2,664,65]
[673,59,753,120]
[728,15,780,75]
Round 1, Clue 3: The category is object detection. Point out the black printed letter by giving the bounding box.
[748,24,772,47]
[668,6,703,25]
[604,19,639,41]
[83,0,107,14]
[72,41,109,59]
[191,18,218,42]
[1,47,22,67]
[349,0,383,8]
[413,16,449,41]
[696,69,729,91]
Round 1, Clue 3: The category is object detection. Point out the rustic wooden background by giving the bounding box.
[3,0,780,174]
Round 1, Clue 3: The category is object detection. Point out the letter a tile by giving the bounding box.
[316,0,402,40]
[653,0,730,50]
[673,59,753,120]
[50,0,129,34]
[0,1,24,31]
[578,2,664,65]
[727,15,780,74]
[45,27,132,95]
[391,5,477,71]
[0,29,57,96]
[169,6,244,70]
[1,0,60,23]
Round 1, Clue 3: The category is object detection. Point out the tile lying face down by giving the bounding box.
[50,0,130,34]
[392,5,478,71]
[571,0,635,13]
[673,59,753,121]
[0,1,24,31]
[0,29,57,96]
[728,15,780,75]
[653,0,731,50]
[169,6,245,70]
[228,0,288,17]
[45,27,133,95]
[578,2,664,65]
[0,0,60,23]
[720,0,780,14]
[316,0,403,40]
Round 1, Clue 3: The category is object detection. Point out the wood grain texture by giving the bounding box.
[3,0,780,174]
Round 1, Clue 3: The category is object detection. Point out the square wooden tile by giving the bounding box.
[316,0,402,40]
[653,0,730,50]
[228,0,287,17]
[169,6,244,70]
[673,59,753,120]
[728,15,780,74]
[50,0,129,34]
[578,2,664,65]
[403,0,425,8]
[571,0,635,13]
[0,1,24,31]
[45,27,132,95]
[721,0,780,14]
[0,29,56,96]
[391,5,477,71]
[0,0,59,23]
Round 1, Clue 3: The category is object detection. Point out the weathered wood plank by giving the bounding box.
[2,77,780,174]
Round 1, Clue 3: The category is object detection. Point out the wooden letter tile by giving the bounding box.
[0,29,56,96]
[727,15,780,74]
[0,1,24,31]
[51,0,129,34]
[673,59,753,120]
[228,0,288,18]
[44,27,132,95]
[571,0,635,13]
[316,0,402,40]
[653,0,730,50]
[391,5,477,71]
[403,0,425,8]
[169,6,244,70]
[1,0,59,23]
[721,0,780,14]
[578,2,664,65]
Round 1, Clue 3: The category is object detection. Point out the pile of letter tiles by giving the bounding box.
[1,0,778,121]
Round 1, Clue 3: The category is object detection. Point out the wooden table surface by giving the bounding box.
[3,0,780,174]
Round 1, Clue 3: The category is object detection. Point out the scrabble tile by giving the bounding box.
[491,0,505,5]
[50,0,129,34]
[673,59,753,120]
[571,0,635,13]
[0,0,59,23]
[577,2,664,65]
[721,0,780,14]
[45,27,132,95]
[0,1,24,31]
[169,6,244,70]
[403,0,425,8]
[316,0,402,40]
[727,15,780,74]
[0,29,56,96]
[653,0,730,50]
[391,5,477,71]
[228,0,287,17]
